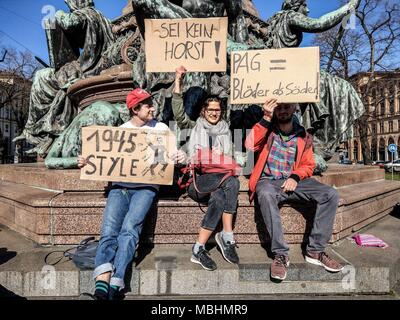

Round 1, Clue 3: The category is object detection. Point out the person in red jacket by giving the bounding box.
[245,98,344,281]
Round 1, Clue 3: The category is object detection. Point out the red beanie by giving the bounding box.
[126,88,152,109]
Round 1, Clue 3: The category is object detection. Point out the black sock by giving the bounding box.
[94,280,109,300]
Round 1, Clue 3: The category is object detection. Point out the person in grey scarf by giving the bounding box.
[172,66,241,271]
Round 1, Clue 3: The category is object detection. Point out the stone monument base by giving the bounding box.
[0,163,399,245]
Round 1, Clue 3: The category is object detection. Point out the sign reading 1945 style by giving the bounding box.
[230,47,320,104]
[80,126,176,185]
[145,17,228,72]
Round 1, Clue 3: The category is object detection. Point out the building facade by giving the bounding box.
[0,72,33,163]
[345,71,400,162]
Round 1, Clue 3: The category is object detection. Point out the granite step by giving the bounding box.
[0,163,385,192]
[0,175,399,245]
[1,214,399,298]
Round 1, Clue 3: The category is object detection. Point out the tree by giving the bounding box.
[0,46,40,163]
[312,0,400,164]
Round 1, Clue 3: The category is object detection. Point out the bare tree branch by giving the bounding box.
[312,0,400,164]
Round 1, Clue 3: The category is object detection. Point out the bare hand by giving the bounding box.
[262,98,278,121]
[77,155,87,169]
[175,66,187,82]
[212,146,223,156]
[171,150,187,164]
[174,66,187,94]
[281,178,298,193]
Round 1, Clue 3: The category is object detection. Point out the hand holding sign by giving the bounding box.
[175,66,187,81]
[262,98,278,122]
[77,155,87,169]
[170,149,187,164]
[174,66,187,94]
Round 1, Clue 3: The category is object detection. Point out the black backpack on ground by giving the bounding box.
[45,237,99,270]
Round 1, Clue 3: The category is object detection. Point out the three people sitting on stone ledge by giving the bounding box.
[77,85,344,299]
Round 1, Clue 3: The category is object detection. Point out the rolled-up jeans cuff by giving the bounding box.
[110,277,125,289]
[93,262,113,280]
[223,210,236,214]
[201,224,216,232]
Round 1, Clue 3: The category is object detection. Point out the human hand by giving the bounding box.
[262,98,278,122]
[171,150,187,164]
[212,146,223,155]
[281,178,298,193]
[174,66,187,94]
[77,155,87,169]
[175,66,187,82]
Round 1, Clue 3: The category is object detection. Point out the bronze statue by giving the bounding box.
[262,0,364,164]
[130,0,250,122]
[265,0,359,49]
[16,0,365,171]
[133,0,248,43]
[14,0,115,157]
[45,101,130,169]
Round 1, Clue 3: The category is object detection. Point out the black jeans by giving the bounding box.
[188,175,240,231]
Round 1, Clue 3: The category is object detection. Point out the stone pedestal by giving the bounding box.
[0,163,399,245]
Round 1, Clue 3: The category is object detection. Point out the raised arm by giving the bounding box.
[172,66,196,130]
[245,99,277,152]
[289,0,360,33]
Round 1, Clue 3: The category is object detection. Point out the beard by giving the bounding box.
[277,115,293,124]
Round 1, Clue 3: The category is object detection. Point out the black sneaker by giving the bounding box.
[215,232,239,264]
[79,293,104,300]
[190,246,217,271]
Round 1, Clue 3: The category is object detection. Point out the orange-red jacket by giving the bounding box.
[245,118,315,202]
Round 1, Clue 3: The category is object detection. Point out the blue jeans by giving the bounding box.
[93,187,157,289]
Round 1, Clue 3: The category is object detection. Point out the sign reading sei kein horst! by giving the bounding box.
[230,47,320,104]
[145,17,228,72]
[80,126,176,185]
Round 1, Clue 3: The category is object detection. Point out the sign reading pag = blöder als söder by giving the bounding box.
[230,47,320,104]
[80,126,176,185]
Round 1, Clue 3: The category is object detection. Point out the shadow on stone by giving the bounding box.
[270,277,284,284]
[253,199,273,259]
[253,200,316,259]
[390,202,400,219]
[291,202,316,256]
[138,202,158,260]
[0,248,17,266]
[0,285,26,300]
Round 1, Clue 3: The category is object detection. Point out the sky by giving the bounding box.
[0,0,344,64]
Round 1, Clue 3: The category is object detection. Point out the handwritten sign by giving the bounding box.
[230,47,320,104]
[80,126,176,185]
[145,17,228,72]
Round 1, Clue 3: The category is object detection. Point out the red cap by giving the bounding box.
[126,88,152,109]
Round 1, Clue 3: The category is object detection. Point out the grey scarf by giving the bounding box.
[187,117,233,158]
